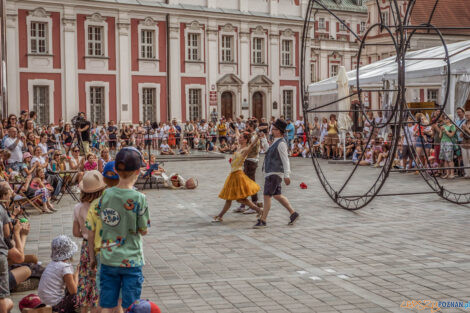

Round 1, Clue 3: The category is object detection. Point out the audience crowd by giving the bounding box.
[0,106,467,312]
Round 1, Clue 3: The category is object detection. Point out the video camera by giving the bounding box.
[71,114,85,128]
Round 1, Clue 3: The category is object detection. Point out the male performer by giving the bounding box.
[234,120,263,214]
[254,119,299,228]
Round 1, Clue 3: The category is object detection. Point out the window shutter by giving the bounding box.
[314,21,318,32]
[357,24,360,33]
[326,21,329,32]
[336,22,339,32]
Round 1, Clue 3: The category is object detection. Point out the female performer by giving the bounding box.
[213,130,263,222]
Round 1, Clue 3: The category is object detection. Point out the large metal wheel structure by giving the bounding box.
[300,0,470,210]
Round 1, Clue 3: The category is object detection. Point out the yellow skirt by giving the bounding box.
[219,170,260,201]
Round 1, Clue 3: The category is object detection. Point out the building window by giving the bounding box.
[90,87,105,124]
[427,89,439,103]
[318,18,326,29]
[281,40,293,67]
[30,22,48,54]
[311,63,316,82]
[33,86,49,125]
[221,35,234,62]
[283,90,293,121]
[141,30,155,59]
[360,21,366,33]
[88,26,104,56]
[330,64,339,77]
[381,12,389,26]
[188,89,201,121]
[252,37,264,64]
[142,88,156,122]
[339,23,347,31]
[187,33,201,61]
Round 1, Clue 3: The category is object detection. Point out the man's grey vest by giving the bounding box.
[263,138,285,174]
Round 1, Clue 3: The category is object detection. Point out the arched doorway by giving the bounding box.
[221,91,233,120]
[252,92,263,121]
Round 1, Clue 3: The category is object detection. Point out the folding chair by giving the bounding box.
[8,182,43,215]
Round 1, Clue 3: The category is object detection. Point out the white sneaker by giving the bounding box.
[243,208,257,214]
[233,206,246,213]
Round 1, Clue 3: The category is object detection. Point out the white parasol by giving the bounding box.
[337,66,353,132]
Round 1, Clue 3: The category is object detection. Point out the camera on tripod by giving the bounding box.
[71,114,85,128]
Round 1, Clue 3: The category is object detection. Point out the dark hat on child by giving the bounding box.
[115,147,144,172]
[51,235,78,262]
[127,299,161,313]
[272,119,288,133]
[102,161,119,180]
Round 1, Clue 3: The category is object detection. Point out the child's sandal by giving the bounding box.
[212,216,223,223]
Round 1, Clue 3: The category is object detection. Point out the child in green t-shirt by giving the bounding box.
[98,148,150,312]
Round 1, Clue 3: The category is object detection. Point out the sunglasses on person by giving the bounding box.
[73,149,80,152]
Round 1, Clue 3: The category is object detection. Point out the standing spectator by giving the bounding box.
[311,116,320,139]
[401,118,414,171]
[210,108,218,123]
[456,107,466,176]
[4,127,24,171]
[107,121,118,152]
[29,111,37,128]
[439,115,456,179]
[98,147,149,312]
[184,121,195,149]
[461,111,470,179]
[285,120,295,150]
[173,120,182,148]
[77,112,91,155]
[295,116,305,142]
[18,110,29,125]
[325,114,339,159]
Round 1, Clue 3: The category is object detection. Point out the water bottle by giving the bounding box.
[52,163,56,172]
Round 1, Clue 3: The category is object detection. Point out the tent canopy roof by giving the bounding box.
[308,40,470,95]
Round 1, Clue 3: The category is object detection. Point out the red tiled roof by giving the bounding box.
[410,0,470,35]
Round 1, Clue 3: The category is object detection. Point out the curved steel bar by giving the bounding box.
[404,23,451,124]
[356,22,401,130]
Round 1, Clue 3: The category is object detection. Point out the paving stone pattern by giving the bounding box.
[10,157,470,313]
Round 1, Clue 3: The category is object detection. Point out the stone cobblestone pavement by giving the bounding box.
[10,157,470,313]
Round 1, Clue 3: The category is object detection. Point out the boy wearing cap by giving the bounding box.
[97,148,149,312]
[254,119,299,229]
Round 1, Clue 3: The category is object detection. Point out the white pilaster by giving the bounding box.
[63,7,78,121]
[239,24,250,118]
[270,28,280,120]
[169,17,182,121]
[117,13,131,123]
[207,0,216,9]
[207,21,218,116]
[6,10,19,115]
[239,0,248,12]
[269,0,278,16]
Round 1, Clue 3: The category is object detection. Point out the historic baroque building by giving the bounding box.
[5,0,367,124]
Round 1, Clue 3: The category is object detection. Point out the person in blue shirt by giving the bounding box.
[285,119,295,151]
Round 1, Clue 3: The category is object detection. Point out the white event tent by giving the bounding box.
[307,40,470,117]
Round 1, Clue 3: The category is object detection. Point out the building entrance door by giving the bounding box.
[252,92,263,121]
[221,91,233,119]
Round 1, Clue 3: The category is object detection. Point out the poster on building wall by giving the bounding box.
[209,91,217,106]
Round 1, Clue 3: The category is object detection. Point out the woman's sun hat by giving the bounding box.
[79,170,107,193]
[51,235,78,262]
[23,152,32,160]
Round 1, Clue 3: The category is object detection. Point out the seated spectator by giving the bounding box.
[160,139,175,155]
[218,138,230,153]
[38,235,79,312]
[30,168,55,213]
[4,127,25,172]
[197,135,207,151]
[83,153,98,172]
[179,140,190,155]
[374,144,390,168]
